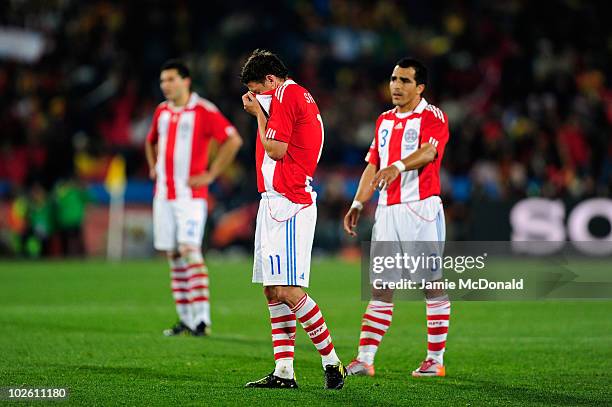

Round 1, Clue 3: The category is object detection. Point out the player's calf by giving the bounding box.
[349,299,394,376]
[166,253,192,332]
[180,246,211,330]
[291,293,346,389]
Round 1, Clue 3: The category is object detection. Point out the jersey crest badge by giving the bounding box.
[404,128,418,148]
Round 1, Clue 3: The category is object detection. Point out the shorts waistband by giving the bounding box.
[260,191,315,205]
[378,195,441,207]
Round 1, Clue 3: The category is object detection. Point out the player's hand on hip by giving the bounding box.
[188,172,215,187]
[372,166,400,191]
[241,92,261,117]
[343,207,361,237]
[149,167,157,180]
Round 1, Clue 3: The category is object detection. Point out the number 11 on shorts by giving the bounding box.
[268,255,281,275]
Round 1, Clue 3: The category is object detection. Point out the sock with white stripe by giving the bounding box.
[356,300,394,365]
[426,295,451,364]
[185,250,210,328]
[292,294,340,368]
[268,301,296,379]
[169,256,191,326]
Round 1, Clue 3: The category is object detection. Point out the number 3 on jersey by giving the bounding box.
[379,128,389,148]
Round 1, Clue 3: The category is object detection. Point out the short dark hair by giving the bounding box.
[161,59,191,78]
[396,58,427,86]
[240,49,289,84]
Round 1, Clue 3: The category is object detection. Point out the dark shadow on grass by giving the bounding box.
[427,377,608,406]
[9,319,138,335]
[242,381,405,407]
[204,334,270,347]
[48,364,198,382]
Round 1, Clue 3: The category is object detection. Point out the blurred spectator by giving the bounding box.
[6,191,28,255]
[22,183,54,258]
[53,179,90,257]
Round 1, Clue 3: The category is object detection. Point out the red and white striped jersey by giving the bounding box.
[366,98,449,205]
[146,92,236,200]
[255,79,324,204]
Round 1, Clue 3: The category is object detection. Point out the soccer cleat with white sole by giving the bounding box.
[346,359,375,376]
[411,358,445,377]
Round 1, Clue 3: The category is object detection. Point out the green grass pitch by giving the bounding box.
[0,258,610,406]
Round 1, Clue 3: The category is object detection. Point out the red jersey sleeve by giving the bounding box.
[197,99,236,143]
[422,106,449,159]
[265,86,298,144]
[146,106,162,143]
[365,115,383,167]
[209,110,237,143]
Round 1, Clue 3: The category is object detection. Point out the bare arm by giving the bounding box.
[355,163,378,204]
[208,130,243,179]
[343,163,378,237]
[188,129,244,187]
[371,143,437,191]
[145,140,157,180]
[242,92,288,161]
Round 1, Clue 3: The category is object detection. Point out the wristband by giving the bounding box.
[392,160,406,172]
[350,200,364,211]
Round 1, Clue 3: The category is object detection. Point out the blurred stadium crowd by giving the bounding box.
[1,0,611,256]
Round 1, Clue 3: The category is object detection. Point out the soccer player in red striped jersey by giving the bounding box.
[343,58,451,377]
[239,49,346,390]
[145,60,243,337]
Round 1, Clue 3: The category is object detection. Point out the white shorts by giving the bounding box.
[153,197,207,251]
[371,196,446,283]
[252,193,316,287]
[373,196,445,241]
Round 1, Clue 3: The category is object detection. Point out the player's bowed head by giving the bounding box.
[240,49,291,161]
